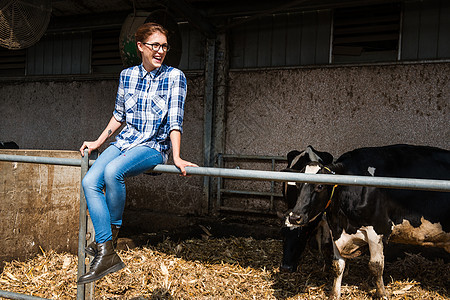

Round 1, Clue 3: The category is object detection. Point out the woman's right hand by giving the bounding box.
[80,141,100,156]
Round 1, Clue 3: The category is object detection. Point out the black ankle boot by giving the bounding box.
[84,241,97,257]
[85,225,120,256]
[77,240,125,284]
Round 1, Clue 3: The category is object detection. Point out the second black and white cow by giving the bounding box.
[286,144,450,299]
[280,146,333,272]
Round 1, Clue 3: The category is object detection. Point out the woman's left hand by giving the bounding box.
[173,157,198,176]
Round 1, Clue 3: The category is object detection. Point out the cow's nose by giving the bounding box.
[288,212,302,224]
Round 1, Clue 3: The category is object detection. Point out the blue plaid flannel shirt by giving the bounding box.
[112,64,187,162]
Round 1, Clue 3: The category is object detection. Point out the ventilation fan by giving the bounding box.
[0,0,52,50]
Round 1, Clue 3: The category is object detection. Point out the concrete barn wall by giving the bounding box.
[226,63,449,157]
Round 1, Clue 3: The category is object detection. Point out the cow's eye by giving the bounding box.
[315,184,324,192]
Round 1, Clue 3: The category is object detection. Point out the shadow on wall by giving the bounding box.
[0,141,19,149]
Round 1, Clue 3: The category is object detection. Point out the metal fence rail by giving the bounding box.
[0,152,449,300]
[0,290,50,300]
[0,154,94,167]
[149,164,450,192]
[2,153,448,191]
[2,154,449,192]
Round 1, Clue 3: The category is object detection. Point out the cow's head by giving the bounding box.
[286,162,337,226]
[280,146,333,272]
[281,146,333,210]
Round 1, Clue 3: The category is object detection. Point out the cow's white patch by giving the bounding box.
[334,228,367,258]
[368,166,376,176]
[305,165,321,174]
[284,213,300,228]
[334,226,383,259]
[390,217,450,252]
[287,182,296,186]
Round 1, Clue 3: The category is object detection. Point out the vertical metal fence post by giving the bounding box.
[76,149,94,299]
[203,38,216,213]
[216,153,223,212]
[270,158,276,212]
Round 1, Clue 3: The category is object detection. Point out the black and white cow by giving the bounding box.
[280,146,333,272]
[286,144,450,299]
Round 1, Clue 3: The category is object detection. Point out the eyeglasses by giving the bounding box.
[142,42,170,52]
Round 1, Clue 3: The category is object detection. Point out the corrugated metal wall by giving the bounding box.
[178,23,205,70]
[23,23,205,76]
[228,0,450,68]
[401,0,450,60]
[1,0,449,76]
[230,10,332,68]
[26,31,91,75]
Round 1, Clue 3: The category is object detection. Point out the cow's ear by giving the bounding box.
[287,150,301,164]
[307,145,334,165]
[318,152,333,165]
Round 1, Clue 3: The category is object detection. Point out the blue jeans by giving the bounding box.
[81,145,164,243]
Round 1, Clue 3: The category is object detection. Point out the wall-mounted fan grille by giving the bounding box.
[0,0,52,50]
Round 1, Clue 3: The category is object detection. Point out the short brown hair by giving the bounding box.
[135,22,168,43]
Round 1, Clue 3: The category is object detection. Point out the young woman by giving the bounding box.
[78,23,197,284]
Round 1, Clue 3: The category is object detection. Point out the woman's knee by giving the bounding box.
[81,172,93,190]
[104,163,125,184]
[82,171,102,191]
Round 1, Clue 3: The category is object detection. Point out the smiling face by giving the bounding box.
[137,31,168,72]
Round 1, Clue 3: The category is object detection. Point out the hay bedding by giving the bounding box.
[0,238,448,299]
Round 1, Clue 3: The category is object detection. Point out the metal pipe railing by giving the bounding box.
[1,153,450,192]
[0,290,50,300]
[149,165,450,192]
[0,154,94,167]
